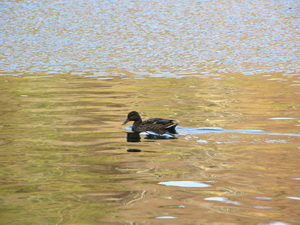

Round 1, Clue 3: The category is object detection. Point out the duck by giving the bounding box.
[122,111,178,134]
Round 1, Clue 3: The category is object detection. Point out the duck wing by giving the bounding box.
[143,118,175,125]
[139,118,178,134]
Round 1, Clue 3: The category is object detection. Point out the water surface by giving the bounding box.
[1,0,299,74]
[0,73,299,224]
[1,0,300,224]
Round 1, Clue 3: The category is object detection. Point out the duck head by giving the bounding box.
[122,111,142,125]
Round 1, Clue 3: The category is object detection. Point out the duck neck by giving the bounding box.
[133,119,142,131]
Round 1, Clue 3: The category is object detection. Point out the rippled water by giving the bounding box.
[1,0,300,225]
[1,73,299,224]
[1,0,299,74]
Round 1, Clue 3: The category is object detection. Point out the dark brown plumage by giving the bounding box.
[122,111,178,134]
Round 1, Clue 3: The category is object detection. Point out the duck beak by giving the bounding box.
[122,119,129,125]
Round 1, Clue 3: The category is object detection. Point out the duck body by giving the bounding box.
[122,111,178,134]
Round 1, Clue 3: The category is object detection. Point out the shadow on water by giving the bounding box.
[126,132,141,142]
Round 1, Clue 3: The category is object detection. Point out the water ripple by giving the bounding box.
[1,0,299,73]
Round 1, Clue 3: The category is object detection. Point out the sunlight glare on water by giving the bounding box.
[1,0,299,74]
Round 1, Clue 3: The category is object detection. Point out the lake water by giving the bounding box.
[1,0,299,224]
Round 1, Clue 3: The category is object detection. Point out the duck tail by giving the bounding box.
[166,123,178,134]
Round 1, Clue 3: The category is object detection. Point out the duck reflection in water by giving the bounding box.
[123,111,178,141]
[126,132,141,142]
[126,131,177,142]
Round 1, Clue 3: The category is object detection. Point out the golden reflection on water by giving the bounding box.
[0,72,299,224]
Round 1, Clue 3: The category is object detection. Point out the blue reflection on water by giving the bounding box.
[204,197,242,205]
[176,127,300,137]
[124,126,300,137]
[154,216,177,219]
[260,222,290,225]
[159,181,211,188]
[286,197,300,200]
